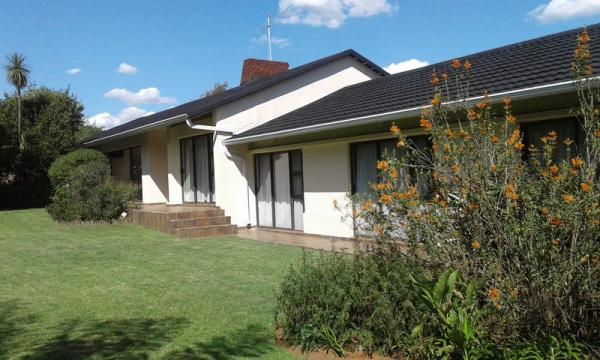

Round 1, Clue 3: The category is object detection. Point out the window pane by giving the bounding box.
[256,154,273,227]
[273,152,292,229]
[354,142,378,196]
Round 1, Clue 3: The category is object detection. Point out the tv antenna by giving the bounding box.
[266,16,273,60]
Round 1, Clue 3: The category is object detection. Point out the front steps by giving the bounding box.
[130,204,238,239]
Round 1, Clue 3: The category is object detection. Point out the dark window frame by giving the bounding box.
[254,149,304,231]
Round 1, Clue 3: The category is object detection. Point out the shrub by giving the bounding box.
[349,29,599,349]
[47,149,137,222]
[275,252,427,356]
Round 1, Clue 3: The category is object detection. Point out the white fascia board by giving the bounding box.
[83,114,189,146]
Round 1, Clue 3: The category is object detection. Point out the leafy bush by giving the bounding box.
[275,252,427,356]
[47,149,137,222]
[348,29,599,351]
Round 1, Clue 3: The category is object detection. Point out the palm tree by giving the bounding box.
[4,52,30,151]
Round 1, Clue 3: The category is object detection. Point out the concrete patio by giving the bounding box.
[237,228,358,253]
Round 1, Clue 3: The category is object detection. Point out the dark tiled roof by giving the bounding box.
[83,49,387,144]
[232,24,600,141]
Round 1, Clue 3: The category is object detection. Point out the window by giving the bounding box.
[522,118,584,164]
[255,150,304,230]
[351,136,431,198]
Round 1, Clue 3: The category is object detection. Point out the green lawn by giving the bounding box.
[0,209,304,359]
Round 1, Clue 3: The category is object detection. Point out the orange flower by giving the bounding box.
[564,138,574,146]
[540,208,549,216]
[390,168,398,179]
[362,200,373,212]
[550,217,562,227]
[548,130,558,141]
[581,182,591,193]
[420,118,433,131]
[504,184,519,201]
[445,129,455,138]
[471,241,481,250]
[464,60,472,71]
[515,142,525,151]
[377,160,389,171]
[397,139,406,148]
[506,114,517,124]
[594,129,600,138]
[579,30,590,44]
[490,135,499,144]
[442,73,448,80]
[379,194,393,205]
[488,287,501,303]
[467,109,478,121]
[507,129,521,145]
[475,101,489,110]
[571,157,583,169]
[491,164,497,173]
[451,164,461,174]
[469,202,479,210]
[431,73,439,86]
[502,96,512,109]
[549,165,559,176]
[451,59,461,69]
[390,124,401,136]
[563,194,575,204]
[431,95,442,106]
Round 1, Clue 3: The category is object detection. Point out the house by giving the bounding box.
[84,24,599,239]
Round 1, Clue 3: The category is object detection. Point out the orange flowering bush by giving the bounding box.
[351,30,600,347]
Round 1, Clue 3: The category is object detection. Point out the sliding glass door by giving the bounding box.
[181,135,214,203]
[255,150,304,230]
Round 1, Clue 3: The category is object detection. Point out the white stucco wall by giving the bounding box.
[302,143,354,237]
[214,57,381,228]
[142,129,169,204]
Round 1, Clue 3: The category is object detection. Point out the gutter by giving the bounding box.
[223,79,578,145]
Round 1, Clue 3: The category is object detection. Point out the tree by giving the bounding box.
[0,87,85,208]
[201,81,228,98]
[4,52,30,151]
[77,124,102,142]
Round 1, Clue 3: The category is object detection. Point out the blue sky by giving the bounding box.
[2,0,600,128]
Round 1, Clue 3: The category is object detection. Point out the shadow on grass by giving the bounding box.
[1,300,273,360]
[22,317,187,360]
[0,300,38,354]
[162,324,274,360]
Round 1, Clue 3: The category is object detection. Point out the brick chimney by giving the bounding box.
[240,59,289,85]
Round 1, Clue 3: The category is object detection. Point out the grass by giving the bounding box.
[0,209,305,359]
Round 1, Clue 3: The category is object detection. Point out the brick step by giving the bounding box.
[170,216,231,229]
[175,224,238,239]
[166,209,225,220]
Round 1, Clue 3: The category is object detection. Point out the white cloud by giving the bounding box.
[104,87,176,105]
[66,68,81,75]
[252,34,291,48]
[528,0,600,23]
[277,0,397,29]
[384,59,429,74]
[87,106,155,129]
[116,62,138,75]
